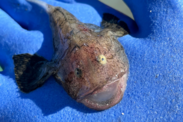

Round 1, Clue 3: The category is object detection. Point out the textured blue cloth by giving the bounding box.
[0,0,183,121]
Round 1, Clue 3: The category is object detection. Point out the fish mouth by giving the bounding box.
[77,72,128,110]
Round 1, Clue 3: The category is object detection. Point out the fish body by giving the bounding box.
[13,0,129,110]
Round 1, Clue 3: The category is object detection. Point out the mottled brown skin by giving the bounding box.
[47,6,129,110]
[13,0,129,111]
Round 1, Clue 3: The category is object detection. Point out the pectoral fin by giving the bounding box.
[13,54,56,93]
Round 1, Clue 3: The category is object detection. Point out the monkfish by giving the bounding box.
[13,0,129,110]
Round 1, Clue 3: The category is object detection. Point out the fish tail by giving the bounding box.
[13,53,55,93]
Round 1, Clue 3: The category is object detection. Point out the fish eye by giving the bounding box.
[75,68,82,77]
[96,55,107,65]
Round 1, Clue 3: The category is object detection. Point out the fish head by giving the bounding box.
[55,33,129,110]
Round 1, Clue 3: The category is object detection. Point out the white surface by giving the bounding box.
[99,0,134,20]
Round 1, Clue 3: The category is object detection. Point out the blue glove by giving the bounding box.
[0,0,182,121]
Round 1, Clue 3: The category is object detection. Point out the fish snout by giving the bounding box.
[76,72,128,110]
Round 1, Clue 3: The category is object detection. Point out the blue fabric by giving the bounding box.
[0,0,183,121]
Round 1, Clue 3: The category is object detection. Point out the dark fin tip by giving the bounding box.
[101,13,130,34]
[103,13,119,22]
[13,53,48,93]
[118,21,130,34]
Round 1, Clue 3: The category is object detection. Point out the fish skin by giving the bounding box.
[14,0,129,110]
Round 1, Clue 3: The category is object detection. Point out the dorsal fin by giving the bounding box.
[101,13,130,36]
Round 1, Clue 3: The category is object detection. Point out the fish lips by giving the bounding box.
[76,72,128,110]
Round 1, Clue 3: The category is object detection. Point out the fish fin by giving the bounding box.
[101,13,129,37]
[13,54,55,93]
